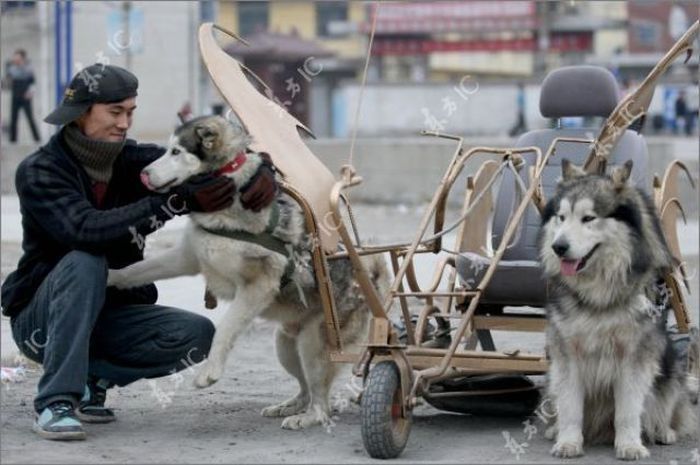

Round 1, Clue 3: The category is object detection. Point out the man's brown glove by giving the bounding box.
[170,173,236,214]
[240,153,279,212]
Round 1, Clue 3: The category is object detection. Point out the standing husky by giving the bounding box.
[108,115,390,429]
[539,159,697,460]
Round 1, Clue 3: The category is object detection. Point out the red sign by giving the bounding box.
[372,33,592,55]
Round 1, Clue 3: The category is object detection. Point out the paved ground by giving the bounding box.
[1,194,698,464]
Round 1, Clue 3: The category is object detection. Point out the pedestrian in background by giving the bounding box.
[674,90,689,135]
[3,49,41,144]
[683,84,699,136]
[508,82,527,137]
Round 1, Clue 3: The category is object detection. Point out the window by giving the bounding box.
[316,1,348,37]
[238,1,268,37]
[1,1,36,14]
[634,21,660,48]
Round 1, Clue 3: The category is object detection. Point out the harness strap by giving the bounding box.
[198,204,296,286]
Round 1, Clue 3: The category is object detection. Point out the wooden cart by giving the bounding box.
[198,20,699,459]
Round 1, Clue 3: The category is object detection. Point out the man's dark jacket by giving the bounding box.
[1,131,174,318]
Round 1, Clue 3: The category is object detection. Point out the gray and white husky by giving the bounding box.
[108,115,390,430]
[539,159,697,460]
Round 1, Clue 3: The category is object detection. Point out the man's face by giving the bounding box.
[76,97,136,142]
[11,53,24,66]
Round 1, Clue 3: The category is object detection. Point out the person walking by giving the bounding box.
[4,49,41,143]
[508,82,527,137]
[674,90,689,135]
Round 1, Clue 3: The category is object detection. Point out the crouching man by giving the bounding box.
[0,64,277,440]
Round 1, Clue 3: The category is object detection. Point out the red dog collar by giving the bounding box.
[216,152,247,175]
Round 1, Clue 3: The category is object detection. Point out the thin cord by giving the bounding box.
[348,1,380,166]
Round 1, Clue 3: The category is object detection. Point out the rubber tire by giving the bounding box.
[360,361,412,459]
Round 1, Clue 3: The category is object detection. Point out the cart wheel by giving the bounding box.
[361,361,412,459]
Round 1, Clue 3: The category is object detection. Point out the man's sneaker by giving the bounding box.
[77,378,116,423]
[33,401,86,440]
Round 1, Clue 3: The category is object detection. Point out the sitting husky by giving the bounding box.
[108,115,389,429]
[539,159,697,460]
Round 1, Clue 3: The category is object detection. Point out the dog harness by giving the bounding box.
[198,152,309,306]
[198,203,308,306]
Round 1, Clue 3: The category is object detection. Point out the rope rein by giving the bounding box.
[348,1,380,166]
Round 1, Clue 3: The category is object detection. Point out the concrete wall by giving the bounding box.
[304,137,699,214]
[2,136,696,218]
[333,82,545,138]
[331,81,700,138]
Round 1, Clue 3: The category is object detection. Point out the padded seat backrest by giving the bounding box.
[490,66,650,261]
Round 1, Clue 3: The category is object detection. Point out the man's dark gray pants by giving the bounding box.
[10,250,215,413]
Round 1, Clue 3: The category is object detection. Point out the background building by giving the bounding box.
[1,0,697,141]
[1,1,211,140]
[215,1,367,135]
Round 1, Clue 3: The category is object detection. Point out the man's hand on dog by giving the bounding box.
[239,153,279,212]
[171,174,236,213]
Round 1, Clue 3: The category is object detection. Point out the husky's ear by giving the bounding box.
[230,122,254,148]
[561,159,586,181]
[195,124,219,151]
[612,160,633,189]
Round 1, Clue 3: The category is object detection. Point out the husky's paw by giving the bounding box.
[280,408,330,430]
[193,361,223,388]
[615,442,649,461]
[656,428,677,445]
[262,396,308,418]
[544,426,557,441]
[551,441,584,458]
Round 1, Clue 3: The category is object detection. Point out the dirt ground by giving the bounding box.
[1,201,699,464]
[2,319,699,465]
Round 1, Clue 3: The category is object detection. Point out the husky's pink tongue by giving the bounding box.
[560,259,581,276]
[140,173,153,190]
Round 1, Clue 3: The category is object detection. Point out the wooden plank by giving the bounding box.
[407,347,544,361]
[393,291,478,298]
[472,315,546,332]
[329,351,549,373]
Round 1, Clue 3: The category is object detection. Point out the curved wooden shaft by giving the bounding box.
[586,20,699,171]
[198,23,339,252]
[329,172,393,347]
[281,183,343,351]
[656,160,696,266]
